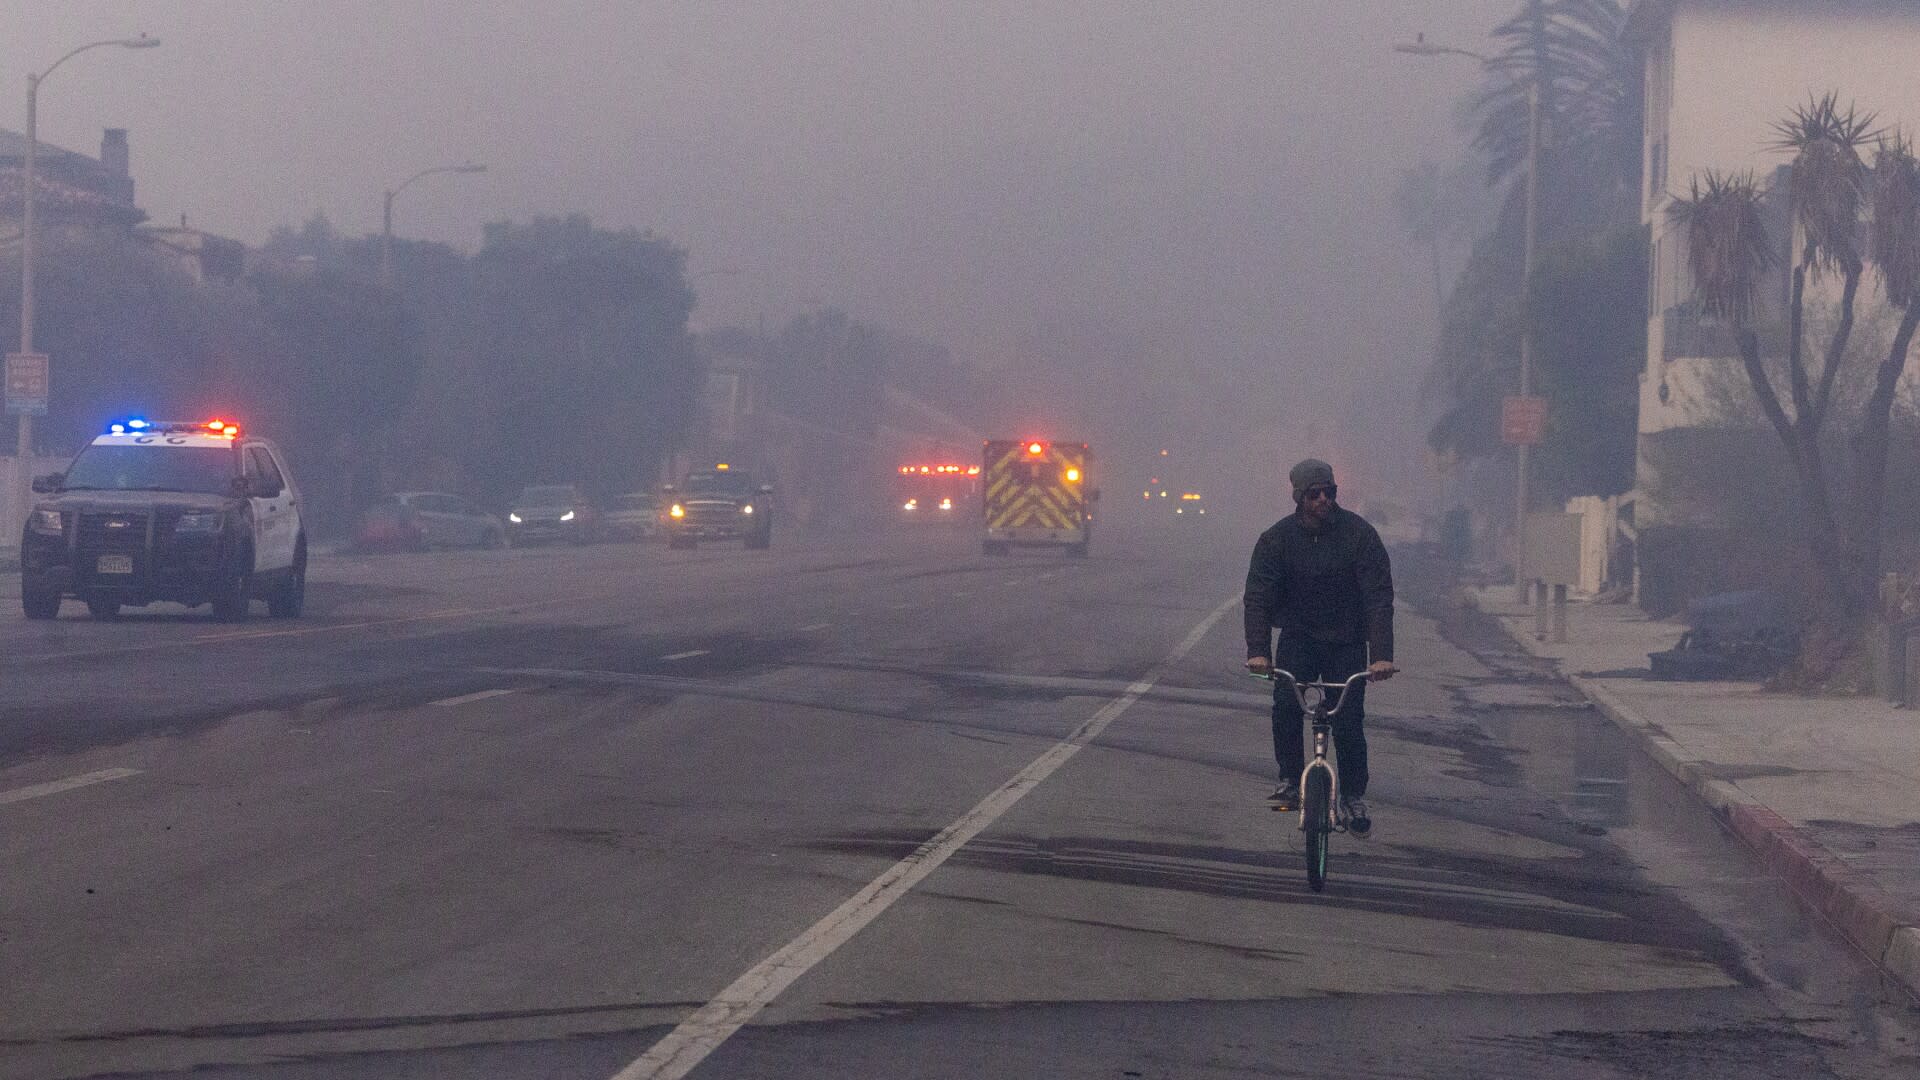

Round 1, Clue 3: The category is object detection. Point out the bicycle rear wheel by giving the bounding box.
[1302,768,1331,892]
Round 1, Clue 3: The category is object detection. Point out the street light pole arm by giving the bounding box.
[391,163,486,199]
[1394,37,1534,92]
[37,35,160,84]
[380,163,484,286]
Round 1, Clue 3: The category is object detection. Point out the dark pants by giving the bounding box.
[1270,636,1370,798]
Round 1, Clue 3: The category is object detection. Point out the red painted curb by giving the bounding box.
[1725,803,1904,970]
[1472,595,1919,1000]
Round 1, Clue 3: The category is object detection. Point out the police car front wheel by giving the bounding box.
[211,559,252,622]
[269,541,307,618]
[22,589,60,620]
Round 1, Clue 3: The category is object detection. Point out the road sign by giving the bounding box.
[1501,395,1547,446]
[5,352,48,416]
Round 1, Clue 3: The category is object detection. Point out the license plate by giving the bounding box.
[96,555,134,575]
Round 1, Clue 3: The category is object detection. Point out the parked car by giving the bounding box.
[605,491,664,541]
[354,492,507,551]
[507,484,601,545]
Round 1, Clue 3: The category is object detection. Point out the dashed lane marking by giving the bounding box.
[0,768,142,807]
[429,688,520,708]
[660,650,710,662]
[608,591,1242,1080]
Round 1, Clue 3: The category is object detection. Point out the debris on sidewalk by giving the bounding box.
[1648,589,1800,682]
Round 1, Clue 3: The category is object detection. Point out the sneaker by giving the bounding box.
[1343,797,1372,838]
[1267,782,1301,811]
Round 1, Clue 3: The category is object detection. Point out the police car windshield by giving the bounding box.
[516,486,577,506]
[683,471,751,495]
[61,445,237,494]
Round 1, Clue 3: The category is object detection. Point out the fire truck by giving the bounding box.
[981,439,1097,557]
[894,462,981,526]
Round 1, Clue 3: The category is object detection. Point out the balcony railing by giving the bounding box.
[1662,304,1788,363]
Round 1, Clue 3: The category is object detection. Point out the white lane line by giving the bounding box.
[0,768,142,807]
[798,623,832,632]
[430,688,520,708]
[21,593,593,665]
[660,650,710,662]
[610,591,1240,1080]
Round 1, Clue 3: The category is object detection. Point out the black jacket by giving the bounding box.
[1243,506,1394,662]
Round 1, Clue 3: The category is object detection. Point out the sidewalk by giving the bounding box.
[1470,587,1920,1002]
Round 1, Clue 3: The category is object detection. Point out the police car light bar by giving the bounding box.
[107,418,241,438]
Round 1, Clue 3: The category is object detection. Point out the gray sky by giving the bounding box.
[3,1,1513,503]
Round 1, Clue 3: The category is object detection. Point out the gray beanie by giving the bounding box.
[1289,458,1335,498]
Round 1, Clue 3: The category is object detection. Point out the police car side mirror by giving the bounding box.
[1090,488,1102,503]
[30,473,61,494]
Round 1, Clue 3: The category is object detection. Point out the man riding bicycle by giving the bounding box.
[1243,459,1397,837]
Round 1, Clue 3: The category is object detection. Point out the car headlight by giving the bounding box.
[560,510,576,522]
[670,504,685,519]
[28,508,62,535]
[174,511,224,535]
[741,504,753,515]
[508,512,523,524]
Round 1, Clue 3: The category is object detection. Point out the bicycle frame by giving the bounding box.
[1251,669,1370,830]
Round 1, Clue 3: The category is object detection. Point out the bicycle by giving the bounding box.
[1247,668,1372,892]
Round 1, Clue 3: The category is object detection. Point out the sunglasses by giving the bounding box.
[1300,485,1337,502]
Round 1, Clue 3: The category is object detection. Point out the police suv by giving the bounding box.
[20,419,307,621]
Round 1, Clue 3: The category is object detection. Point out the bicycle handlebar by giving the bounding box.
[1246,668,1371,717]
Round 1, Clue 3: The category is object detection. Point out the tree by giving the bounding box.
[469,215,700,500]
[0,231,253,455]
[1475,0,1641,220]
[769,309,887,441]
[248,263,424,523]
[1529,222,1645,498]
[1669,96,1920,656]
[1424,0,1645,503]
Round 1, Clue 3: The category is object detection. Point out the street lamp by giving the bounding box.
[1395,31,1543,600]
[380,163,486,286]
[14,34,160,523]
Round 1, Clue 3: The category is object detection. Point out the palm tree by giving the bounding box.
[1772,94,1877,430]
[1669,98,1920,650]
[1473,0,1642,224]
[1853,136,1920,602]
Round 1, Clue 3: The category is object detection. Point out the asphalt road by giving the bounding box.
[0,524,1914,1079]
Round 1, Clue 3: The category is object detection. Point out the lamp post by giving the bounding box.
[1395,32,1543,601]
[13,33,159,527]
[380,163,486,286]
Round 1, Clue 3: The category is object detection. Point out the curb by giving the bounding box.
[1475,599,1920,1003]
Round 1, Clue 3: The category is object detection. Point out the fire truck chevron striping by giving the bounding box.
[981,439,1094,557]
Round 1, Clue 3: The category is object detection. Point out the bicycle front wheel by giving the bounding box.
[1302,768,1332,892]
